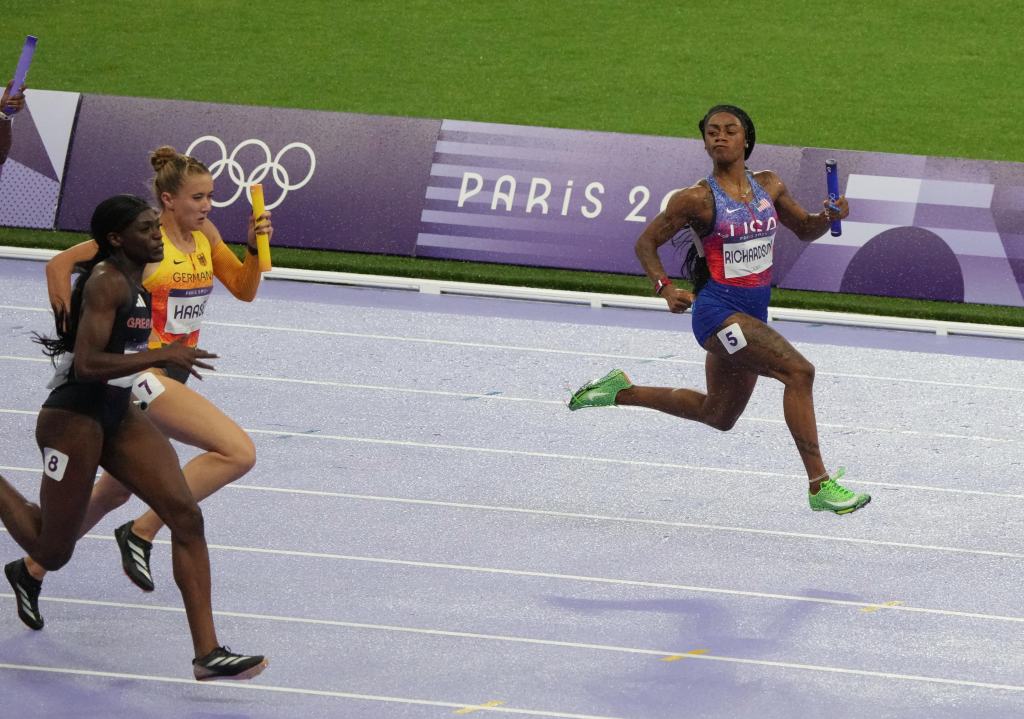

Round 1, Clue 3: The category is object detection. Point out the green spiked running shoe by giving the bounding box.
[568,369,633,411]
[809,468,871,515]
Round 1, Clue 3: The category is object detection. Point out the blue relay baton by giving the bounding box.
[825,158,842,237]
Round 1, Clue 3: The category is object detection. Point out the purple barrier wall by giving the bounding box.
[0,89,79,229]
[17,91,1024,307]
[417,120,1024,307]
[781,148,1024,305]
[415,118,801,278]
[56,94,440,256]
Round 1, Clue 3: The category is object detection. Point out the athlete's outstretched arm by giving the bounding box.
[46,239,99,331]
[204,218,265,302]
[761,171,849,241]
[73,267,216,382]
[634,184,709,313]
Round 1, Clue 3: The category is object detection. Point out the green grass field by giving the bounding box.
[3,1,1023,326]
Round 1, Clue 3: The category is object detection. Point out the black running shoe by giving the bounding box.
[114,521,155,592]
[4,559,44,630]
[193,646,268,681]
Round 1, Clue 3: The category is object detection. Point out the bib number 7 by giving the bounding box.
[131,371,166,410]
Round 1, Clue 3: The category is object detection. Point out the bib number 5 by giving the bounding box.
[716,323,748,355]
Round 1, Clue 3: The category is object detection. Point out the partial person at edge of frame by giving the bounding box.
[0,81,27,166]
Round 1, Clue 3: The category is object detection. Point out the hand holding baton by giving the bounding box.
[825,159,842,237]
[4,35,36,114]
[250,183,272,272]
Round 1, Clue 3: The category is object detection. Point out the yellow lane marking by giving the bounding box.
[661,649,709,661]
[455,700,506,714]
[861,600,904,613]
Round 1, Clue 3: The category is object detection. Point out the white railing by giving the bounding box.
[3,245,1021,340]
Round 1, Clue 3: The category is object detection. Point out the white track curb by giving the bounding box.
[3,246,1021,341]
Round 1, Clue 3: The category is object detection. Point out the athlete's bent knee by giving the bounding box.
[798,359,816,386]
[784,358,815,388]
[33,544,75,572]
[233,433,256,475]
[215,430,256,478]
[164,501,205,542]
[706,414,739,432]
[95,482,132,512]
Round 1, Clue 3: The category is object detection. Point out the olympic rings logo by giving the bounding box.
[184,136,316,210]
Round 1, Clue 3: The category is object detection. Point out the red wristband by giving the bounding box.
[654,277,672,295]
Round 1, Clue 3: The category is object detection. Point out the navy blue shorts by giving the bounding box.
[41,382,131,434]
[160,364,190,385]
[148,344,191,386]
[691,279,771,347]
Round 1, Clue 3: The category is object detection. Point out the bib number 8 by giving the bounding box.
[42,447,70,482]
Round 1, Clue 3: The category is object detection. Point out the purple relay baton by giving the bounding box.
[825,158,842,237]
[4,35,36,113]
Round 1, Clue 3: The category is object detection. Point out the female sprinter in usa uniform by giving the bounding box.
[8,147,271,621]
[0,195,266,679]
[569,105,870,515]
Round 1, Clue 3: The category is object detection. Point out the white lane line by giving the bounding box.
[0,663,623,718]
[2,355,1016,443]
[214,372,553,403]
[242,428,1024,500]
[1,529,1022,624]
[48,532,1020,626]
[223,485,1024,560]
[184,322,1024,393]
[0,306,706,366]
[737,415,1015,444]
[0,304,65,313]
[0,466,1016,558]
[822,370,1024,392]
[208,320,709,364]
[5,595,1023,693]
[206,372,1014,445]
[200,547,1024,624]
[2,307,1021,393]
[2,410,1022,499]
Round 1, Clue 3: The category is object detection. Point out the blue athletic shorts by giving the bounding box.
[691,279,771,347]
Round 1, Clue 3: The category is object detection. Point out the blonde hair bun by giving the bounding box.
[150,145,181,172]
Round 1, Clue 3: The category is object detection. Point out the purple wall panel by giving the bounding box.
[17,91,1024,307]
[417,124,1024,307]
[780,148,1024,306]
[56,95,440,256]
[0,89,79,229]
[414,119,803,277]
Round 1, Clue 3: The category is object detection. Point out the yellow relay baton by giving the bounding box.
[250,183,272,272]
